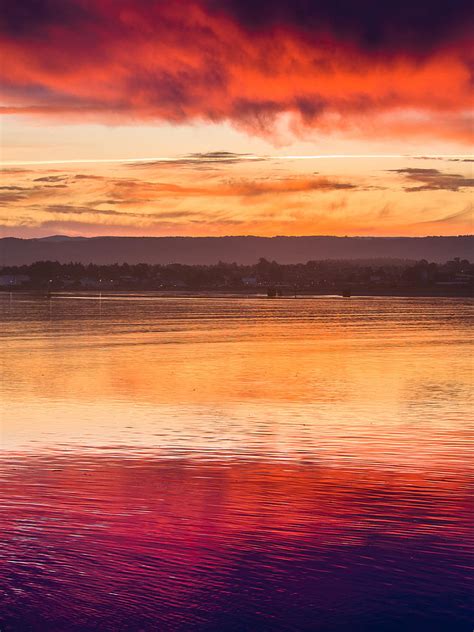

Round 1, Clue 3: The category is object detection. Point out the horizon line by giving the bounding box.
[2,234,473,240]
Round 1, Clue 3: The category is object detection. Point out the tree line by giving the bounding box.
[1,257,472,292]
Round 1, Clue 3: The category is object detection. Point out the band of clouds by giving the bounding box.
[0,171,359,207]
[2,158,472,214]
[2,151,472,236]
[1,0,472,143]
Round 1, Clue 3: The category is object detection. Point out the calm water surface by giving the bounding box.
[1,294,473,631]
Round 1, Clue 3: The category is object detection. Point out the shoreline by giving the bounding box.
[2,288,472,299]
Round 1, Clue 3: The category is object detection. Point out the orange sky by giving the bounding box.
[1,155,472,237]
[0,0,472,237]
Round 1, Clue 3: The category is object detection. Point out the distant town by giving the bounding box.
[0,258,472,297]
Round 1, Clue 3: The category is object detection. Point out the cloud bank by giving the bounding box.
[1,0,472,143]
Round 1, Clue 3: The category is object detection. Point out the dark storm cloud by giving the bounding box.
[207,0,473,54]
[4,0,470,54]
[1,1,471,142]
[0,0,89,36]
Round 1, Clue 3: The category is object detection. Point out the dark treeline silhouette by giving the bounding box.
[1,258,473,296]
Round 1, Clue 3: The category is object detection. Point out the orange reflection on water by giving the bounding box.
[2,296,472,469]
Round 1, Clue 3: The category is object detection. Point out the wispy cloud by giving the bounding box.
[33,175,68,183]
[44,204,200,222]
[2,156,472,238]
[130,152,266,169]
[411,205,473,225]
[390,168,474,192]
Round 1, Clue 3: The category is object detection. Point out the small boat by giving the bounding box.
[341,288,351,298]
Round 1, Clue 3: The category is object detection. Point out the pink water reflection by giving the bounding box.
[1,454,472,631]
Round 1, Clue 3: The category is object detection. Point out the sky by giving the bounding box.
[0,0,472,238]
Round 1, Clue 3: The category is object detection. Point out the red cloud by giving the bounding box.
[1,1,472,142]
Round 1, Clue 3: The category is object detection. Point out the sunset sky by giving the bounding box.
[1,0,472,237]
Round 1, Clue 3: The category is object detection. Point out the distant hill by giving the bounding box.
[0,236,472,266]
